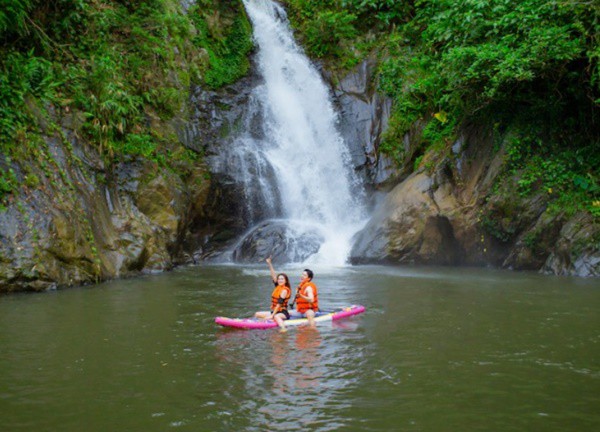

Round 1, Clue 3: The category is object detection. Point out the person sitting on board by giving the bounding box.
[254,257,291,332]
[294,269,319,327]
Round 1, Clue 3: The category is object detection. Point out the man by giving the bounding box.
[294,269,319,327]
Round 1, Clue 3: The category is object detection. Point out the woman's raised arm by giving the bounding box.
[265,256,277,283]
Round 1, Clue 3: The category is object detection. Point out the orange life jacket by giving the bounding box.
[271,285,291,311]
[295,280,318,313]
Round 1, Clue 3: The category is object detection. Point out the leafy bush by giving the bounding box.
[284,0,359,60]
[303,10,357,57]
[502,130,600,216]
[0,51,57,145]
[343,0,413,28]
[121,133,165,164]
[378,0,598,134]
[189,1,253,88]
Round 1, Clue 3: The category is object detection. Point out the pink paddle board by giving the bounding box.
[215,305,366,330]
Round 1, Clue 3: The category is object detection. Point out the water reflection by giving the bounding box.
[291,327,323,390]
[267,331,293,395]
[214,324,361,431]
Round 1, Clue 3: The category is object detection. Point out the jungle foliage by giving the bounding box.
[0,0,252,207]
[284,0,600,217]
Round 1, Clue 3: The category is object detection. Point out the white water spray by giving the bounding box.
[230,0,367,265]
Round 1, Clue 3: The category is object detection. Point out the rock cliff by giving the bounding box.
[0,111,211,292]
[331,60,599,277]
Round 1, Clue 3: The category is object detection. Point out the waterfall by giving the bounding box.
[216,0,367,265]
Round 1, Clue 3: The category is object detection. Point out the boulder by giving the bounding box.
[543,213,600,277]
[231,220,324,264]
[350,172,464,264]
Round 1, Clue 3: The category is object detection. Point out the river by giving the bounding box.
[1,264,598,431]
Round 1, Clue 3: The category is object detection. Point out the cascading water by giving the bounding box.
[217,0,367,265]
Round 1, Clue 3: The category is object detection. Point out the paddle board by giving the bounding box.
[215,305,365,330]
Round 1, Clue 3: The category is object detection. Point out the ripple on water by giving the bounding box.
[1,264,599,432]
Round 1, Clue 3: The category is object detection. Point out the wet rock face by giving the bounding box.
[187,73,258,155]
[184,59,267,250]
[347,122,600,277]
[329,58,397,188]
[231,220,324,264]
[542,214,600,277]
[0,128,211,293]
[349,172,464,265]
[419,216,464,265]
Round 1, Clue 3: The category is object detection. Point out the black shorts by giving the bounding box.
[272,309,290,320]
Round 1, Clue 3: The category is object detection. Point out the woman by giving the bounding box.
[255,257,291,332]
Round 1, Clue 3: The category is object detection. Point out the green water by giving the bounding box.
[0,265,599,431]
